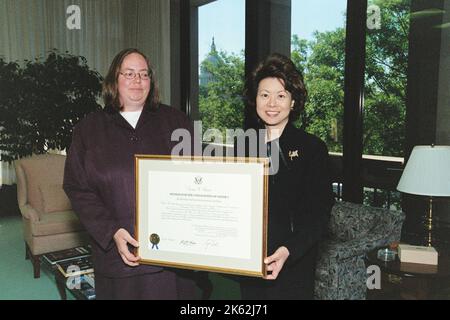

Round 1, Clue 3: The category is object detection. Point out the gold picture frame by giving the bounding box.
[135,155,268,277]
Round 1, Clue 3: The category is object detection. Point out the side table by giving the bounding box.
[55,268,95,300]
[365,247,450,299]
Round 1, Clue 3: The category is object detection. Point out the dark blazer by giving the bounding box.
[264,123,334,265]
[63,104,193,278]
[235,123,334,298]
[237,123,334,268]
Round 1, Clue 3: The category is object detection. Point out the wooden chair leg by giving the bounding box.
[25,243,41,278]
[25,242,30,260]
[32,255,41,279]
[55,273,67,300]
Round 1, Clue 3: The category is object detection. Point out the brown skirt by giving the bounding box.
[94,269,199,300]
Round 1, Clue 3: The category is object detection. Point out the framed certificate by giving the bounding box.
[135,155,269,277]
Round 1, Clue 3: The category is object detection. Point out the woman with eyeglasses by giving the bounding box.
[63,48,199,299]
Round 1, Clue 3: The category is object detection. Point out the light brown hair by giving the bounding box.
[103,48,160,111]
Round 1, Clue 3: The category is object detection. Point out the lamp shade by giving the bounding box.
[397,145,450,197]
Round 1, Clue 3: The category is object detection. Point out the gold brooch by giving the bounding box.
[288,150,299,161]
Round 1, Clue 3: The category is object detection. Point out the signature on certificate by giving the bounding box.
[179,240,197,247]
[203,239,219,251]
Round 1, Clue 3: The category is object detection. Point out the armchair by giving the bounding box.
[314,201,405,300]
[15,154,88,278]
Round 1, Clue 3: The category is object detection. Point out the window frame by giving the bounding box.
[175,0,407,205]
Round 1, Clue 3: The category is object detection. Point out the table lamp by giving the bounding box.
[397,145,450,247]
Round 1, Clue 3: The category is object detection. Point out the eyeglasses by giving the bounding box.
[119,71,150,80]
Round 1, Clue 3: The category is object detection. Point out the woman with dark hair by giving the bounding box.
[63,48,198,299]
[239,53,334,299]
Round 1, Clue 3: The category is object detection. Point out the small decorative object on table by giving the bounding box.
[377,248,397,262]
[398,244,438,265]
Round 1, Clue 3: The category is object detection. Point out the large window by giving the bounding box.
[181,1,450,245]
[290,1,409,159]
[198,0,245,137]
[361,1,410,210]
[291,1,410,209]
[364,0,410,158]
[291,0,347,153]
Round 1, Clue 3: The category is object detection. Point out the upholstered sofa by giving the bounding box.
[15,154,88,278]
[314,201,405,300]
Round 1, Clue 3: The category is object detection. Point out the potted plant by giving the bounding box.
[0,50,103,216]
[0,50,103,162]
